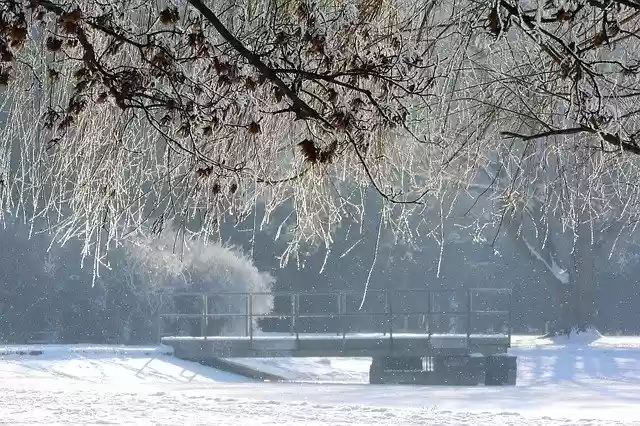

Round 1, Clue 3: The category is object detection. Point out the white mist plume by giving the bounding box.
[125,232,274,334]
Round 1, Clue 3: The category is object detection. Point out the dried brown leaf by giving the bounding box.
[327,88,337,103]
[9,26,27,47]
[196,166,213,178]
[331,111,351,130]
[178,122,190,137]
[57,115,74,131]
[319,140,338,164]
[593,32,605,46]
[298,139,320,163]
[74,68,88,80]
[60,8,83,34]
[487,8,501,36]
[159,7,179,25]
[46,36,63,52]
[0,68,10,86]
[245,76,257,91]
[248,121,261,134]
[47,68,60,80]
[274,87,283,102]
[556,9,572,22]
[0,45,13,62]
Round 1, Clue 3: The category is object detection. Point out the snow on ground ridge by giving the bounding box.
[0,343,174,357]
[2,335,640,424]
[0,344,248,386]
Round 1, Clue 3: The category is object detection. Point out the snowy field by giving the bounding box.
[1,335,640,425]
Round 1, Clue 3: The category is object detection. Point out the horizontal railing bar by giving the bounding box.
[161,333,509,338]
[161,314,302,319]
[165,288,511,298]
[160,310,485,316]
[387,311,475,315]
[159,311,481,319]
[160,313,250,318]
[160,314,395,320]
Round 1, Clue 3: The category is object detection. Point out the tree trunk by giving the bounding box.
[570,224,597,328]
[545,225,597,336]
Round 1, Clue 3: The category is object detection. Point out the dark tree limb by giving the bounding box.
[501,128,587,141]
[185,0,327,124]
[502,127,640,155]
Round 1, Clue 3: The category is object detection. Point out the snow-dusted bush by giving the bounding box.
[125,232,274,334]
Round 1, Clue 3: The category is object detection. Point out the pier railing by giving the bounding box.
[158,288,512,344]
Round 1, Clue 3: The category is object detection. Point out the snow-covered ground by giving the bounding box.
[1,335,640,425]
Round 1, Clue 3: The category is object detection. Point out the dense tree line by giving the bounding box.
[2,212,639,345]
[0,225,155,343]
[0,222,274,344]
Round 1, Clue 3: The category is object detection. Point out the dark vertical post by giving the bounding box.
[245,293,250,337]
[249,294,254,341]
[201,294,208,339]
[337,292,343,338]
[507,290,512,347]
[338,291,347,339]
[387,290,394,339]
[466,290,472,341]
[427,290,432,337]
[295,293,300,340]
[156,293,163,343]
[290,293,296,335]
[342,292,347,339]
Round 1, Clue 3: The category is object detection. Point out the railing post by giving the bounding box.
[295,293,300,340]
[201,294,208,339]
[290,293,296,335]
[387,290,393,339]
[337,292,342,337]
[427,290,432,337]
[508,290,512,347]
[466,290,472,341]
[156,293,163,343]
[249,294,254,341]
[245,293,250,337]
[342,292,347,338]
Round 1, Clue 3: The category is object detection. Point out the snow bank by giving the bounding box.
[512,333,640,348]
[5,382,623,426]
[2,337,640,424]
[0,344,248,385]
[230,357,371,382]
[223,334,640,423]
[0,344,173,357]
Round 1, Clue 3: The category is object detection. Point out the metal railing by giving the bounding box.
[158,288,512,344]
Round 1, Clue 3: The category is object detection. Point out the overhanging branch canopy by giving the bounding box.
[0,0,638,264]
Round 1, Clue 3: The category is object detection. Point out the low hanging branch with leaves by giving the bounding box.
[1,0,435,201]
[485,0,640,153]
[2,0,640,273]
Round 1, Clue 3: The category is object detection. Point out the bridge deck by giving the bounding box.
[159,289,512,359]
[162,333,510,358]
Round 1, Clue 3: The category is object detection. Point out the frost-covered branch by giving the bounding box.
[1,0,640,274]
